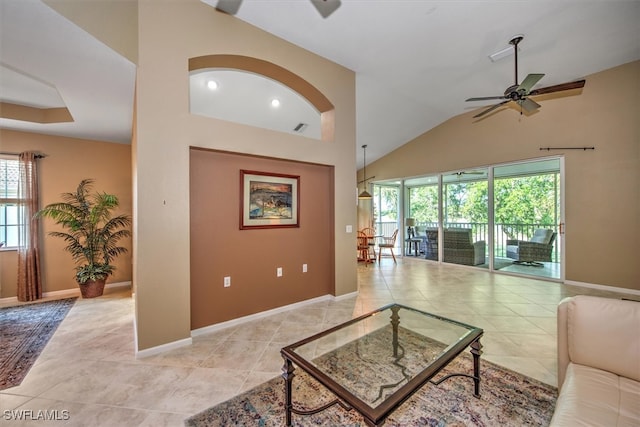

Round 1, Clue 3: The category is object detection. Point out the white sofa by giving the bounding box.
[551,295,640,426]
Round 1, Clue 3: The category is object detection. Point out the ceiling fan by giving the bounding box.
[466,35,586,118]
[452,170,485,177]
[215,0,341,18]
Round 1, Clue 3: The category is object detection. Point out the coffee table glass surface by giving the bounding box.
[281,303,483,426]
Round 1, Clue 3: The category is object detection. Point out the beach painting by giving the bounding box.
[240,170,299,229]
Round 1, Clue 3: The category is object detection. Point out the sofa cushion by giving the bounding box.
[568,296,640,381]
[550,363,640,426]
[530,228,554,244]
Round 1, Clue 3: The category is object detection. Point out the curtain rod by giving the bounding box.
[0,151,47,158]
[539,147,595,151]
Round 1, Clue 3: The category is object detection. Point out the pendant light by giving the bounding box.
[358,144,372,200]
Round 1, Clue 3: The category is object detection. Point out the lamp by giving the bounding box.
[358,144,372,200]
[405,218,415,238]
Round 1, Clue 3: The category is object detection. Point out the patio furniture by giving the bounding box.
[506,228,556,266]
[378,229,398,263]
[424,228,438,260]
[443,228,485,266]
[406,238,422,256]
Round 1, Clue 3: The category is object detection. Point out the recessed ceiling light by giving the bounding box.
[271,98,281,108]
[207,80,219,90]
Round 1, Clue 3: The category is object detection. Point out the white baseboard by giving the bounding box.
[0,281,132,304]
[334,291,358,301]
[106,281,132,290]
[135,337,193,359]
[564,280,640,296]
[191,294,335,337]
[133,293,358,358]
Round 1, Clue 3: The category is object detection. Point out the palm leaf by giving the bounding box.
[36,179,131,284]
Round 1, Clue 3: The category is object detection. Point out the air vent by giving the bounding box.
[293,123,308,133]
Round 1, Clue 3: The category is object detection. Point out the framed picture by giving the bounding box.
[240,170,300,229]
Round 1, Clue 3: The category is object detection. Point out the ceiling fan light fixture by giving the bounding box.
[467,34,585,119]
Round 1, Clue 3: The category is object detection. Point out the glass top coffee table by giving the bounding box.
[281,303,483,426]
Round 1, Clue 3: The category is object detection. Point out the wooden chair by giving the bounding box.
[378,229,398,263]
[360,227,377,260]
[357,231,373,264]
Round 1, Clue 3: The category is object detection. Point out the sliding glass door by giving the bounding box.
[373,183,401,252]
[442,170,488,267]
[399,156,563,280]
[493,159,562,279]
[406,176,439,260]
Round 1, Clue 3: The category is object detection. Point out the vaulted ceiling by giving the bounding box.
[1,1,639,165]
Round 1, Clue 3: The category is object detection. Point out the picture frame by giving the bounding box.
[240,170,300,229]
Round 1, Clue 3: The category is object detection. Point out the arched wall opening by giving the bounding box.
[189,54,335,142]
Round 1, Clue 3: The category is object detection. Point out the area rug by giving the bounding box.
[185,325,557,426]
[0,297,77,390]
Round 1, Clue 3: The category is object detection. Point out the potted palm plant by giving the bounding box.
[36,179,131,298]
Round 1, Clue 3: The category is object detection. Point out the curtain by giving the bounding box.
[17,152,42,301]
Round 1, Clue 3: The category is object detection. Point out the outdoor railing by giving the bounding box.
[374,221,559,262]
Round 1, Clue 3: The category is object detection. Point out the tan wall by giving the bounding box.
[0,129,132,298]
[362,61,640,291]
[44,0,138,64]
[190,149,334,329]
[135,1,356,351]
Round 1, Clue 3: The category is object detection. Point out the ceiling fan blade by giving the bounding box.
[517,73,545,93]
[529,79,586,96]
[520,97,541,113]
[466,96,507,102]
[473,100,511,118]
[310,0,341,18]
[215,0,242,14]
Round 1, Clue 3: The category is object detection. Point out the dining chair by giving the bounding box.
[357,231,373,264]
[378,229,398,263]
[360,227,377,260]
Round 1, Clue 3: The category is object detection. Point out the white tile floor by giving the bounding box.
[1,257,636,426]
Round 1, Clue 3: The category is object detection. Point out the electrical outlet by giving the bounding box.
[277,267,283,277]
[223,276,231,287]
[302,264,308,273]
[346,225,353,233]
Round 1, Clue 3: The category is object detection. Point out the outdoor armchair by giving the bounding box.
[506,228,556,266]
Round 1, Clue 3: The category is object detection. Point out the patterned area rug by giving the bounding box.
[186,326,557,426]
[0,298,76,390]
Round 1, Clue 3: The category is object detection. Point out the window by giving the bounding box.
[0,156,20,248]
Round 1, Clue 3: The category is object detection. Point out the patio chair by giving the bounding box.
[442,228,485,266]
[424,228,438,260]
[506,228,556,266]
[378,229,398,263]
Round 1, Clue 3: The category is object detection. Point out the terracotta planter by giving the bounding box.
[80,279,106,298]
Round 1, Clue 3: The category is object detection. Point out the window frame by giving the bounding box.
[0,155,21,250]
